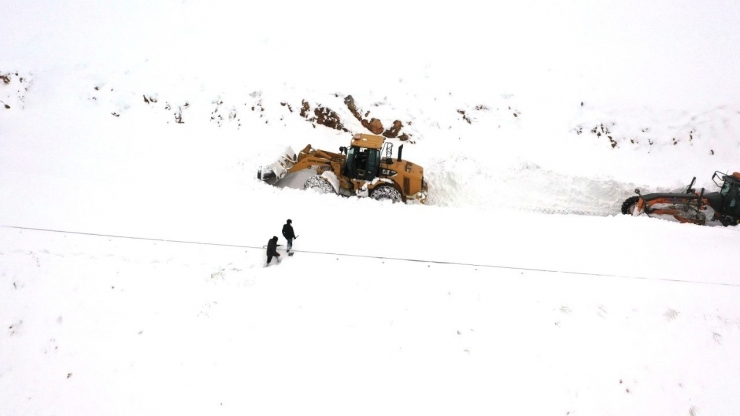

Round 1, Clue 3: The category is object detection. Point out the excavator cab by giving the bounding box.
[721,176,739,212]
[712,171,740,225]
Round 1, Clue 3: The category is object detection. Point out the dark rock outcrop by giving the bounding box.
[383,120,404,138]
[344,95,385,134]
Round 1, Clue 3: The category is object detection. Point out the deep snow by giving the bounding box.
[2,0,740,415]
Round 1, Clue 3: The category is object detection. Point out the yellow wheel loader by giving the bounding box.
[258,133,427,203]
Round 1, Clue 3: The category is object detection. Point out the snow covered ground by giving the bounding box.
[2,1,740,415]
[3,223,740,416]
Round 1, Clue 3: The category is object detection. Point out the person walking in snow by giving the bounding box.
[282,219,297,254]
[265,236,281,267]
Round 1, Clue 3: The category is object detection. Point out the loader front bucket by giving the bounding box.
[257,147,296,184]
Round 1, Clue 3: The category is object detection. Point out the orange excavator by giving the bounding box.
[621,171,740,226]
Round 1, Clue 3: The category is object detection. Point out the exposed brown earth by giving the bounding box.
[382,120,404,138]
[344,95,385,134]
[299,100,348,132]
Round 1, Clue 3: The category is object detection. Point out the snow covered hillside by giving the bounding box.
[2,0,740,415]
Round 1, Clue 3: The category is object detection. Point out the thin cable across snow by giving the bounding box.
[3,224,740,288]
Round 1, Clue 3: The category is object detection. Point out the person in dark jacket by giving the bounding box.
[282,219,297,253]
[265,236,281,267]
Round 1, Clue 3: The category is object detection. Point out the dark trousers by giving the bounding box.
[267,253,280,264]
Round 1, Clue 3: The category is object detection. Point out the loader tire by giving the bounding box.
[621,196,640,215]
[370,185,403,203]
[303,175,335,194]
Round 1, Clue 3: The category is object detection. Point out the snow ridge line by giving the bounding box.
[3,225,739,288]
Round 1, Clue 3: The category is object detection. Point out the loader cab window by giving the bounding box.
[365,149,379,180]
[344,147,356,177]
[355,148,368,179]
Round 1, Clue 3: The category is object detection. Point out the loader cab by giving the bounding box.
[345,146,380,181]
[345,134,384,181]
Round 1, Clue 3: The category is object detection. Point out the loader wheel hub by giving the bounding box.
[370,186,403,203]
[303,175,335,194]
